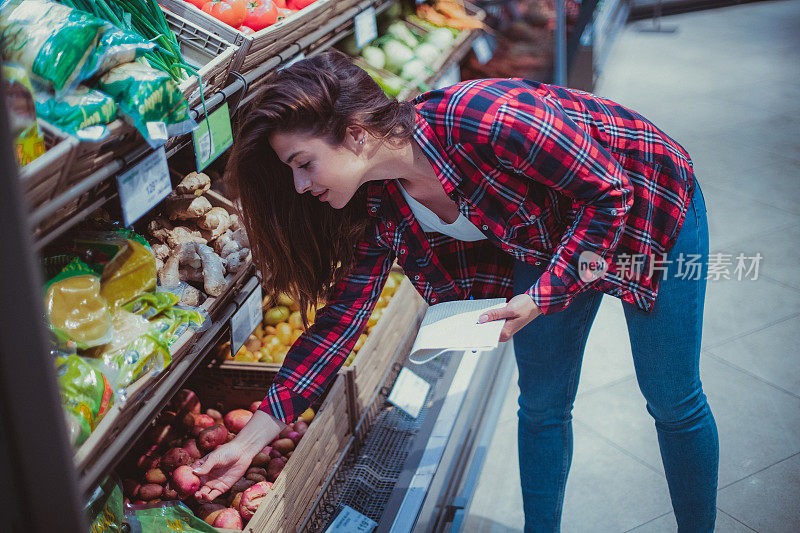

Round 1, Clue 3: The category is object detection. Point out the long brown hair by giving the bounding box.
[226,50,415,320]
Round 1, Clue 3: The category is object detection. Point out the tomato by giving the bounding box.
[276,7,296,20]
[240,25,255,34]
[288,0,315,9]
[243,0,277,31]
[202,0,247,28]
[184,0,205,8]
[272,0,286,8]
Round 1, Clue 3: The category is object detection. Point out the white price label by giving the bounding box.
[435,64,460,90]
[325,505,377,533]
[472,35,493,64]
[354,7,378,49]
[116,147,171,227]
[387,367,431,419]
[230,284,263,355]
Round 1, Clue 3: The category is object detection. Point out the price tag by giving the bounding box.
[387,367,431,419]
[280,52,306,70]
[472,35,494,64]
[435,63,460,90]
[116,147,171,227]
[325,505,377,533]
[354,6,378,49]
[193,102,233,171]
[230,284,263,356]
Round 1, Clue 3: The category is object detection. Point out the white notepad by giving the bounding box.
[408,298,507,364]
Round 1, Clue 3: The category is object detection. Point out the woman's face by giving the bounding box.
[269,129,368,209]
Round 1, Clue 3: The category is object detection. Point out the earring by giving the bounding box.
[359,138,365,145]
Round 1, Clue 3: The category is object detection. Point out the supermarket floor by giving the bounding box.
[462,1,800,532]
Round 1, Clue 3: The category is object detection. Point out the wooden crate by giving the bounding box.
[17,121,79,211]
[348,277,427,416]
[159,0,339,75]
[185,363,354,533]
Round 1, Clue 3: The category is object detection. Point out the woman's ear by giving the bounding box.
[345,125,368,152]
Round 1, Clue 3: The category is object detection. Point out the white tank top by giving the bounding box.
[397,181,487,242]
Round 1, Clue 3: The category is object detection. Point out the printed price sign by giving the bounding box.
[193,102,233,171]
[230,284,263,355]
[325,505,377,533]
[355,7,378,48]
[116,147,171,227]
[435,63,460,89]
[387,367,431,419]
[472,35,494,64]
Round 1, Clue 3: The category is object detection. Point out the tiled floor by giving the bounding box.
[463,1,800,531]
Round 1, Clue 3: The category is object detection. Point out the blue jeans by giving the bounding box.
[512,182,718,532]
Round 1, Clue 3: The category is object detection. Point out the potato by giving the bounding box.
[224,409,253,434]
[246,472,267,483]
[145,468,167,485]
[230,492,243,510]
[275,322,292,345]
[269,448,282,459]
[226,431,236,443]
[139,483,163,501]
[204,509,224,526]
[196,502,226,520]
[206,408,223,423]
[271,438,295,455]
[294,420,309,436]
[244,334,261,352]
[162,482,179,501]
[172,465,200,497]
[264,306,290,326]
[299,408,315,423]
[180,411,195,430]
[278,424,294,439]
[212,508,243,530]
[354,333,368,352]
[146,424,177,447]
[183,439,202,460]
[159,410,177,424]
[285,431,302,445]
[251,446,271,466]
[198,424,228,452]
[266,457,288,482]
[161,447,192,472]
[171,389,201,415]
[191,414,216,437]
[249,401,261,413]
[239,481,273,521]
[137,447,161,471]
[229,477,255,495]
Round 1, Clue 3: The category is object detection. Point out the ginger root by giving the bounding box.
[165,195,212,221]
[195,244,227,297]
[197,207,231,239]
[148,217,206,248]
[176,172,211,196]
[159,243,202,288]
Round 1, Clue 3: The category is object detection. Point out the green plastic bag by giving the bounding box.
[56,353,114,446]
[125,501,219,533]
[35,86,117,136]
[87,477,125,533]
[123,291,180,319]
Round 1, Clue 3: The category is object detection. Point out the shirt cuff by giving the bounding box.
[526,270,574,315]
[258,382,310,425]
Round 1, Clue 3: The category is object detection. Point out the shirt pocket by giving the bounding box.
[502,197,548,251]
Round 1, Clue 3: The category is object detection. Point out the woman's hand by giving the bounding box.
[478,294,542,342]
[192,410,286,502]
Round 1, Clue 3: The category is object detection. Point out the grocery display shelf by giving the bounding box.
[75,269,259,495]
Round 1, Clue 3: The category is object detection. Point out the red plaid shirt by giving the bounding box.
[260,78,697,423]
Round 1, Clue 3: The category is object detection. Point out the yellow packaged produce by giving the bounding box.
[275,322,292,345]
[45,259,113,349]
[263,305,290,326]
[354,333,367,352]
[259,348,273,363]
[288,311,303,330]
[262,334,281,353]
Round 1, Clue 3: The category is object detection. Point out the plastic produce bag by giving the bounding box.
[96,62,196,147]
[2,63,45,165]
[35,86,117,139]
[151,306,209,346]
[45,258,114,350]
[123,291,180,320]
[86,309,171,396]
[125,501,218,533]
[0,0,105,94]
[86,477,125,533]
[91,25,158,76]
[55,353,114,446]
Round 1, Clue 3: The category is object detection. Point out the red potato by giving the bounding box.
[229,478,255,495]
[249,400,260,413]
[196,502,226,520]
[162,482,179,501]
[159,410,177,424]
[180,411,196,430]
[246,466,268,482]
[226,431,236,443]
[212,508,243,530]
[204,509,224,526]
[269,448,282,459]
[138,483,163,501]
[294,420,309,436]
[198,424,228,452]
[224,409,253,433]
[278,424,294,439]
[251,445,271,466]
[285,431,302,445]
[286,450,293,459]
[137,449,161,471]
[239,481,273,521]
[206,408,223,423]
[266,456,288,482]
[183,439,202,459]
[172,465,201,497]
[146,424,177,447]
[172,389,201,414]
[145,468,167,485]
[122,478,140,500]
[271,438,295,455]
[230,492,243,510]
[161,447,192,471]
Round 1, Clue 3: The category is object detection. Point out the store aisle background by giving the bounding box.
[463,1,800,531]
